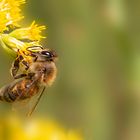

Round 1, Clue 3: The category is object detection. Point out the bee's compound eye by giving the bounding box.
[41,51,51,58]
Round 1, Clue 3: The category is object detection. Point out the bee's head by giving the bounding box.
[39,49,58,62]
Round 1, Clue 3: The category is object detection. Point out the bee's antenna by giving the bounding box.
[27,86,46,117]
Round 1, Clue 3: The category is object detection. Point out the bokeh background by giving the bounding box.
[0,0,140,140]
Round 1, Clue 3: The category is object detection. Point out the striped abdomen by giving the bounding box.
[0,79,39,102]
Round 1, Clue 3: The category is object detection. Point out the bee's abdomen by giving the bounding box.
[0,85,16,102]
[0,79,39,102]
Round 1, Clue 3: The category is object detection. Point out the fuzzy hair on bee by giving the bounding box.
[0,48,58,116]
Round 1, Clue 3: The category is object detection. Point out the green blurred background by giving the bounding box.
[1,0,140,140]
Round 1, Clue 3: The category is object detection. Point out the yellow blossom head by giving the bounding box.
[28,21,46,41]
[10,21,46,41]
[0,0,46,57]
[0,0,25,32]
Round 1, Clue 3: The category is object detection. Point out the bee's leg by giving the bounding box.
[33,55,38,62]
[27,72,35,78]
[14,73,27,79]
[11,57,20,78]
[29,53,38,62]
[14,72,35,79]
[11,55,24,78]
[22,60,29,70]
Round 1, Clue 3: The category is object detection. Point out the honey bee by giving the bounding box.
[0,49,57,116]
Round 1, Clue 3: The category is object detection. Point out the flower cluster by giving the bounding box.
[0,0,25,32]
[0,0,46,57]
[0,115,83,140]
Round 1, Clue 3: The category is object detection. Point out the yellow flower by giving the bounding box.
[0,115,84,140]
[1,34,26,52]
[0,11,9,32]
[10,21,46,41]
[6,0,25,24]
[0,0,25,32]
[0,33,42,63]
[0,0,46,57]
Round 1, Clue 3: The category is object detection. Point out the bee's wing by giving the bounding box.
[12,86,46,117]
[27,86,46,116]
[12,98,31,115]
